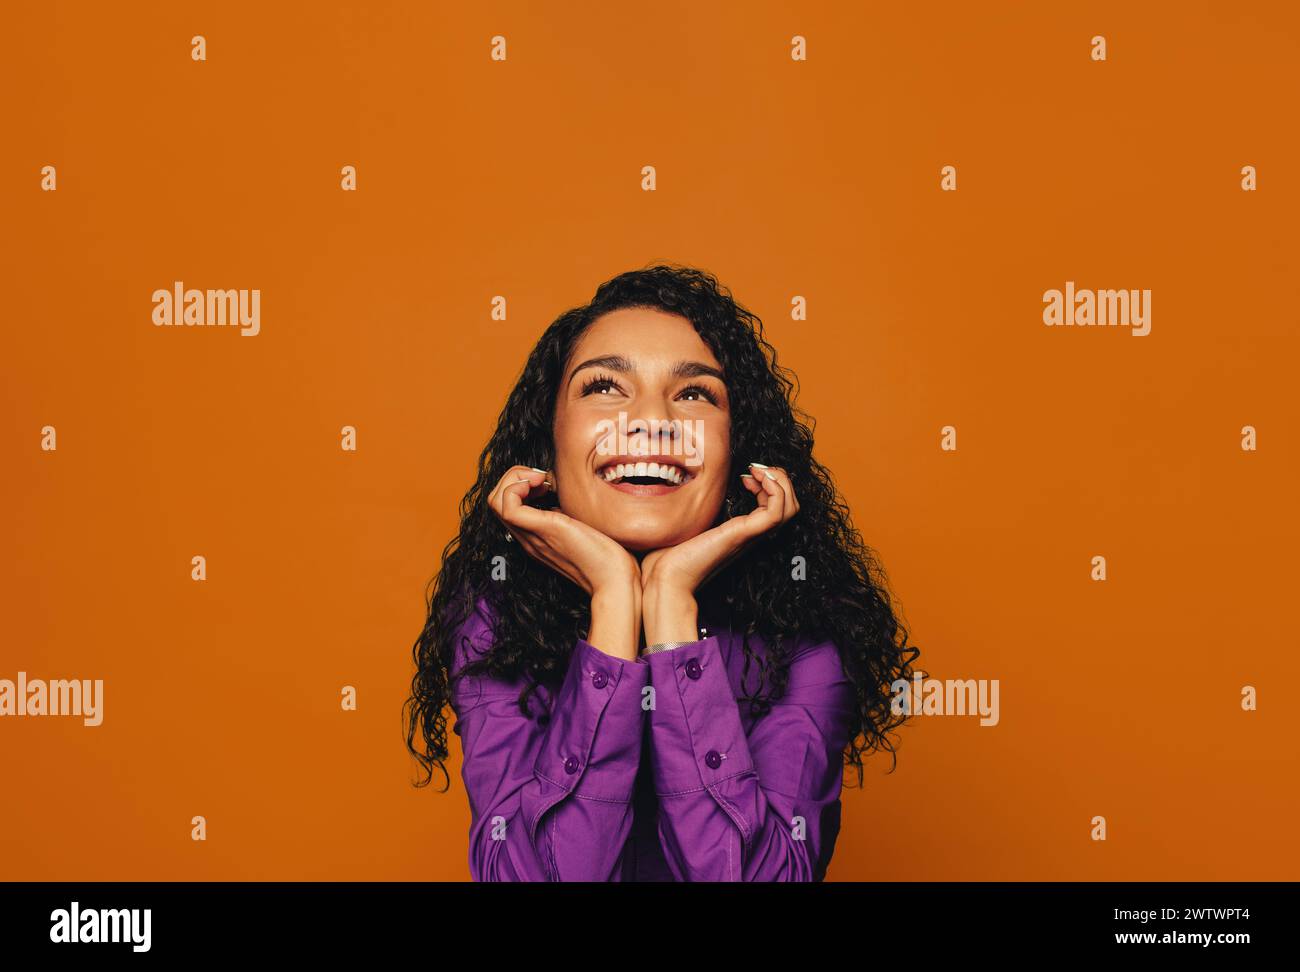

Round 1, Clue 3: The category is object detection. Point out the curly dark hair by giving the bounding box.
[404,263,921,791]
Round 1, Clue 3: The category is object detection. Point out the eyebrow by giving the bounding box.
[566,355,726,388]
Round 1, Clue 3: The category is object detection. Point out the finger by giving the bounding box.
[517,468,554,503]
[736,472,770,522]
[499,476,558,535]
[747,463,788,523]
[723,488,782,542]
[769,469,796,521]
[750,463,797,522]
[766,467,798,518]
[745,466,779,513]
[490,466,551,517]
[488,466,528,512]
[510,466,553,503]
[491,465,548,499]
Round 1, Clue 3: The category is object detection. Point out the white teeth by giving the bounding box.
[599,461,691,485]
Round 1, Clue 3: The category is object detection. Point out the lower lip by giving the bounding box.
[596,473,692,496]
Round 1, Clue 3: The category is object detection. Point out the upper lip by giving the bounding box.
[595,454,695,474]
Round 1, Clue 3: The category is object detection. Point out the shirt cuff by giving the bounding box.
[532,638,651,803]
[645,635,754,795]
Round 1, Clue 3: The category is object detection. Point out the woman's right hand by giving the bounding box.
[487,466,643,659]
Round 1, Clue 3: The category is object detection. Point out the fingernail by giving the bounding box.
[764,471,777,481]
[749,462,768,469]
[740,473,755,480]
[530,467,546,472]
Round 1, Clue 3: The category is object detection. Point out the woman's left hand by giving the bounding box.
[640,462,799,600]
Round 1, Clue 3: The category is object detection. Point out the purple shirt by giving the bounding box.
[449,597,857,881]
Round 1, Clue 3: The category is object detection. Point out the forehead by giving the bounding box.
[571,307,720,368]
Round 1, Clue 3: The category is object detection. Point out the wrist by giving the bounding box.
[588,581,642,662]
[641,584,698,646]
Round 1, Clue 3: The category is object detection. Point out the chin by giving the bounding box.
[611,530,685,554]
[585,515,709,554]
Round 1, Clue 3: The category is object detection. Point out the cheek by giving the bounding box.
[704,423,731,480]
[551,411,592,469]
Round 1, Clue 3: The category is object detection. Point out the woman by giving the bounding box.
[404,264,921,881]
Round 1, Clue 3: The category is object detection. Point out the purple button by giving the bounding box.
[591,670,608,689]
[685,658,702,680]
[704,750,722,770]
[563,755,580,775]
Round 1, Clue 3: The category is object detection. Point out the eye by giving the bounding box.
[677,383,720,405]
[579,373,623,396]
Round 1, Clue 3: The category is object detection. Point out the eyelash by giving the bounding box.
[579,374,720,405]
[677,383,720,404]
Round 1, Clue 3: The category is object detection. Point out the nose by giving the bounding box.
[626,414,682,454]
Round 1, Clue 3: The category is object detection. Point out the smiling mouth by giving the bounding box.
[595,459,695,496]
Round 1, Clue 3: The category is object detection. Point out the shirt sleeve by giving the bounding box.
[644,634,856,881]
[449,602,651,881]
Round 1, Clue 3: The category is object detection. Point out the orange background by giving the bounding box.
[2,0,1296,880]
